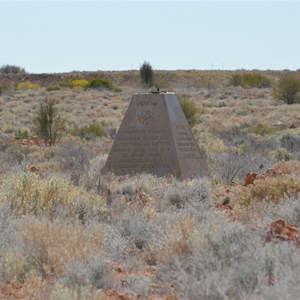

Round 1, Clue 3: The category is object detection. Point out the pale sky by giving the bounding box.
[1,1,299,73]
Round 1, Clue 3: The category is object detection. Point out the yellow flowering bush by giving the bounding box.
[17,81,41,90]
[72,79,89,88]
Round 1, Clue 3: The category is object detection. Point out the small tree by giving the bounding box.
[35,98,66,146]
[274,74,300,105]
[0,64,26,74]
[140,61,153,87]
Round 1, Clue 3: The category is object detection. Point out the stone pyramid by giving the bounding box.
[103,92,209,179]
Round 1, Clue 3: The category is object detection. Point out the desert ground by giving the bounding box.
[0,70,300,299]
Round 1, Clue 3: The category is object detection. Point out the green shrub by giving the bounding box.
[228,74,243,87]
[69,122,105,140]
[179,97,201,128]
[228,73,271,88]
[87,78,114,90]
[242,73,271,88]
[14,129,31,140]
[17,81,40,90]
[0,64,26,74]
[140,61,153,87]
[34,98,66,146]
[274,74,300,105]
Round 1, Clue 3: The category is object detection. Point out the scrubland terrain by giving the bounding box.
[0,70,300,299]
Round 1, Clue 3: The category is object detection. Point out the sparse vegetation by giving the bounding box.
[0,70,299,299]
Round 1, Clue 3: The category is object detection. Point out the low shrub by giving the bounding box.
[228,73,271,88]
[241,175,300,206]
[179,97,201,128]
[14,129,31,140]
[0,173,105,219]
[248,123,280,136]
[280,133,300,153]
[87,78,113,90]
[208,151,253,183]
[228,73,243,87]
[17,81,41,90]
[161,178,210,210]
[20,217,104,278]
[69,122,105,140]
[46,85,61,92]
[242,73,271,88]
[55,142,92,186]
[271,147,291,161]
[274,73,300,105]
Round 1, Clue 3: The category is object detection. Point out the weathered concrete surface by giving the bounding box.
[103,93,209,179]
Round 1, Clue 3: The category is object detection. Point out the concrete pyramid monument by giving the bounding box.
[104,92,208,179]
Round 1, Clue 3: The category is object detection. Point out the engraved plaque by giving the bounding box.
[103,93,209,179]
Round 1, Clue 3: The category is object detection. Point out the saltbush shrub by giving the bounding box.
[162,178,210,209]
[55,142,92,186]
